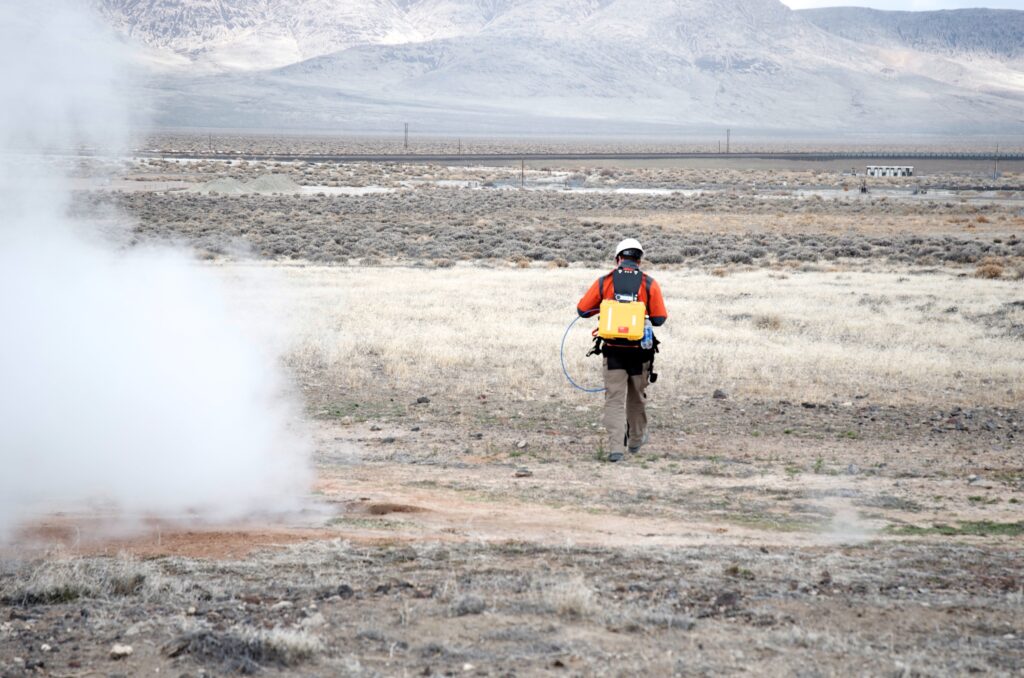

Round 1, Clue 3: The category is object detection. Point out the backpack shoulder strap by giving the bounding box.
[644,274,653,305]
[598,275,607,301]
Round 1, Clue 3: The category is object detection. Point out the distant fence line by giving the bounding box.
[145,150,1024,163]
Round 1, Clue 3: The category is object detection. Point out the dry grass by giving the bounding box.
[230,264,1024,407]
[3,533,1022,676]
[539,575,598,619]
[241,626,322,662]
[165,622,323,671]
[0,553,170,605]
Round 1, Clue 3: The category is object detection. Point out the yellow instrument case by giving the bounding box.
[597,299,646,341]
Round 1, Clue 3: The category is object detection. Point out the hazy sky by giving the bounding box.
[783,0,1023,9]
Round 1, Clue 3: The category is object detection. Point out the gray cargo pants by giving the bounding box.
[603,357,651,454]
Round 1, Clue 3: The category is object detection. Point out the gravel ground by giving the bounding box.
[3,538,1022,677]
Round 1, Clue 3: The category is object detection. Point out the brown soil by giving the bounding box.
[11,518,335,560]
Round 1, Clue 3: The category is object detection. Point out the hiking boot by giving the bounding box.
[628,432,649,454]
[608,452,625,463]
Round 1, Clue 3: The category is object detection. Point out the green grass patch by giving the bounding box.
[887,521,1024,537]
[724,564,756,580]
[726,512,823,533]
[990,470,1024,487]
[328,516,404,531]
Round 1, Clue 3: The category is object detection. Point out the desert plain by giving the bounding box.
[2,137,1023,677]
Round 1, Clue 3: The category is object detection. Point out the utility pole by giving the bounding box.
[717,140,721,154]
[404,123,409,151]
[726,128,731,154]
[208,133,212,153]
[458,138,462,155]
[994,143,1000,179]
[520,158,525,189]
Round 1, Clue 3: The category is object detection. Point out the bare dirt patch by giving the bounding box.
[357,502,427,516]
[10,519,335,560]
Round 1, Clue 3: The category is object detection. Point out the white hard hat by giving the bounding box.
[614,238,644,258]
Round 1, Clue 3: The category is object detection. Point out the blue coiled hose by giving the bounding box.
[560,312,606,394]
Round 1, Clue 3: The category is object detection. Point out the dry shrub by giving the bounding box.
[548,258,569,269]
[976,215,991,224]
[976,262,1004,279]
[164,624,322,672]
[1,555,161,606]
[433,258,455,269]
[753,314,784,331]
[515,257,532,269]
[542,576,597,618]
[711,267,729,277]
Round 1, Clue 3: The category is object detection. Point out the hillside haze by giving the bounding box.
[800,7,1024,60]
[96,0,1024,135]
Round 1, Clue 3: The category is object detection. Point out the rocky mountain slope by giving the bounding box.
[799,7,1024,61]
[95,0,1024,135]
[95,0,423,70]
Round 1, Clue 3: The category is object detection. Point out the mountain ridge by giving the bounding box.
[97,1,1024,71]
[95,0,1024,134]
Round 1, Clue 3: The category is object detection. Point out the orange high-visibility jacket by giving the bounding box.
[576,269,668,327]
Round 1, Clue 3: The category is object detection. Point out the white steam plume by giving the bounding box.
[0,1,313,541]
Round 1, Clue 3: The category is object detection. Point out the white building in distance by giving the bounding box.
[867,166,914,177]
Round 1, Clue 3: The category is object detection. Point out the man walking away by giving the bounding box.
[576,239,668,462]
